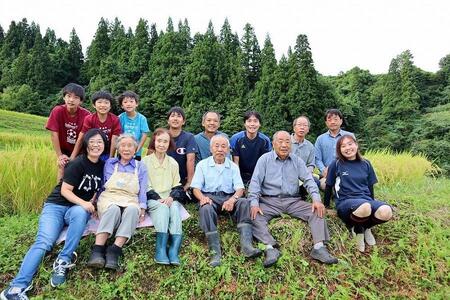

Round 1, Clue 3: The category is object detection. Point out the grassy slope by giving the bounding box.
[0,110,448,299]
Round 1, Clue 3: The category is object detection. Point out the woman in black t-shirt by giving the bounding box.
[1,129,107,300]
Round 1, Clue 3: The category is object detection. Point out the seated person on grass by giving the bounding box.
[142,128,186,266]
[1,129,106,300]
[324,134,393,252]
[70,91,122,161]
[231,111,272,187]
[118,91,149,161]
[191,134,261,267]
[248,131,338,268]
[87,134,148,270]
[46,83,90,182]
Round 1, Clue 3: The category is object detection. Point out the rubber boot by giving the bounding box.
[105,244,122,270]
[206,231,221,267]
[154,232,170,265]
[168,234,182,266]
[238,223,262,258]
[87,245,106,268]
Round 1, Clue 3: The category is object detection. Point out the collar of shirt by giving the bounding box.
[207,156,232,169]
[270,150,293,162]
[327,129,344,137]
[108,157,136,168]
[148,153,169,169]
[290,133,306,145]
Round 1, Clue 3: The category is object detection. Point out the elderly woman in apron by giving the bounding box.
[87,133,148,270]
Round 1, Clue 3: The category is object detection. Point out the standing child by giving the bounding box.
[70,91,121,161]
[118,91,149,161]
[324,135,393,252]
[46,83,90,181]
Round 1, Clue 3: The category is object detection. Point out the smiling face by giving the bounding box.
[93,98,111,115]
[210,135,229,162]
[86,134,105,159]
[293,117,310,139]
[154,132,171,155]
[63,92,82,111]
[273,131,291,159]
[167,112,185,129]
[325,114,343,133]
[117,137,137,161]
[202,112,220,134]
[121,97,138,114]
[245,115,261,135]
[339,136,358,160]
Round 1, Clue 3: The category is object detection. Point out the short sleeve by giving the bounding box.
[191,162,205,190]
[140,114,150,133]
[62,158,84,187]
[45,106,61,132]
[186,134,198,154]
[325,159,337,186]
[112,116,122,136]
[232,138,242,157]
[81,115,92,133]
[366,160,378,186]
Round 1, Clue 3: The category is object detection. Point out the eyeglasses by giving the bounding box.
[88,140,104,145]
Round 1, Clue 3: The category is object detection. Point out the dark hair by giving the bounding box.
[148,128,176,152]
[82,128,108,155]
[244,110,262,123]
[325,109,343,121]
[202,111,221,122]
[63,83,85,101]
[167,106,186,120]
[336,135,363,161]
[91,91,113,104]
[118,91,139,106]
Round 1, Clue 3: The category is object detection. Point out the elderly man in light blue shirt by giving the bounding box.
[192,134,261,267]
[315,109,354,189]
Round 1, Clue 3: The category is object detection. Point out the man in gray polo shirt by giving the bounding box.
[248,131,338,267]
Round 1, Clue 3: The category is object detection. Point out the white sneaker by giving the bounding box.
[364,229,376,246]
[355,233,365,252]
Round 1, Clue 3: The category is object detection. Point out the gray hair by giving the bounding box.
[292,115,311,127]
[115,133,138,150]
[210,134,230,147]
[272,130,290,141]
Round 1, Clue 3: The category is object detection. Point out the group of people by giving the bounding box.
[1,83,393,300]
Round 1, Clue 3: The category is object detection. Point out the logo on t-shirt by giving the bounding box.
[65,122,78,144]
[78,174,102,192]
[176,147,186,155]
[241,144,246,149]
[342,171,349,176]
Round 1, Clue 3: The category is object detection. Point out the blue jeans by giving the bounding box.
[10,203,90,289]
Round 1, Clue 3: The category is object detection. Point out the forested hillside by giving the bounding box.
[0,17,449,173]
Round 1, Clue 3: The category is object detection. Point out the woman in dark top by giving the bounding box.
[1,129,107,300]
[324,135,393,252]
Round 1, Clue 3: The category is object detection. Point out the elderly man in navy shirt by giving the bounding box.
[249,131,338,267]
[191,134,261,267]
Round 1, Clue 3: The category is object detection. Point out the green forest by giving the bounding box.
[0,17,449,173]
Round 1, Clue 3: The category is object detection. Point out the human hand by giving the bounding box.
[58,154,70,168]
[250,206,263,220]
[183,182,191,191]
[322,167,328,178]
[222,198,236,212]
[311,201,326,218]
[81,201,96,214]
[160,197,174,207]
[139,209,146,223]
[199,195,212,206]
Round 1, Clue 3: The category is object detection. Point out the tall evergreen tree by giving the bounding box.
[28,29,53,93]
[241,23,261,91]
[82,18,110,82]
[129,18,151,82]
[66,29,84,83]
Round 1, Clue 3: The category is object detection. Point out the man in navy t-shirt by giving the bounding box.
[232,111,272,185]
[166,107,198,203]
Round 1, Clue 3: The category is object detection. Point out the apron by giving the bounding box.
[97,161,140,217]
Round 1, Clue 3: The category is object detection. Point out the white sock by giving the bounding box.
[265,244,273,250]
[355,233,365,252]
[364,229,376,246]
[313,242,324,250]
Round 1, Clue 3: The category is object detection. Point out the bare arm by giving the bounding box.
[110,134,118,157]
[137,133,148,155]
[185,153,195,190]
[61,182,95,213]
[233,156,239,165]
[69,131,84,160]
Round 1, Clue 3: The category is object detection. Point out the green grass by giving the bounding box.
[0,109,48,135]
[0,177,448,299]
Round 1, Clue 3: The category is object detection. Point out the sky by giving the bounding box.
[1,0,449,75]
